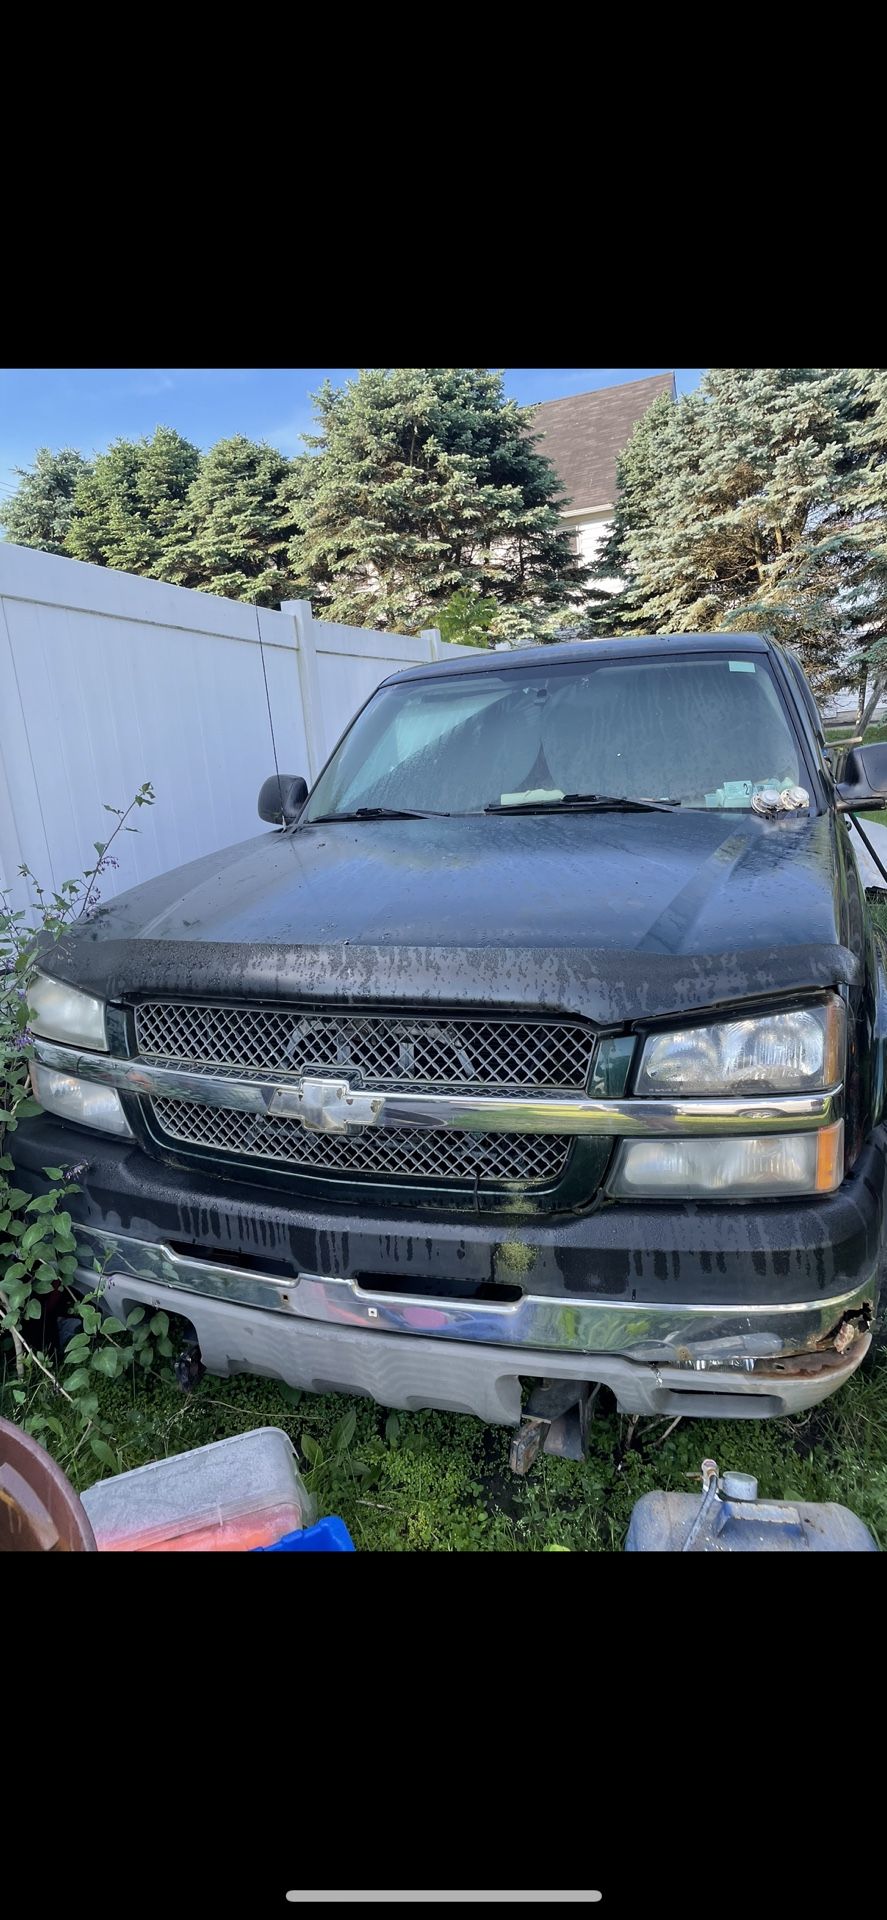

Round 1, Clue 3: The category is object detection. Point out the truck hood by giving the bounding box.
[42,809,860,1026]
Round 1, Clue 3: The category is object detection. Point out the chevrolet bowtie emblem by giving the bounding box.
[269,1075,378,1133]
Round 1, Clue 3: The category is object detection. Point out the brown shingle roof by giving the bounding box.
[531,372,676,512]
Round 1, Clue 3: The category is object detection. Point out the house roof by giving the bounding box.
[531,372,676,512]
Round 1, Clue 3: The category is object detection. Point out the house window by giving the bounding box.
[562,526,582,560]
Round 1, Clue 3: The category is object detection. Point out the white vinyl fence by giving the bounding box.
[0,543,474,913]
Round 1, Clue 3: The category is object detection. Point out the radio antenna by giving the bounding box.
[254,596,282,812]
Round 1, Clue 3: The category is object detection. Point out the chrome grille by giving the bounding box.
[135,1002,594,1093]
[151,1098,571,1186]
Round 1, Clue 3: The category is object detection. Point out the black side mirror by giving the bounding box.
[836,742,887,812]
[258,773,308,826]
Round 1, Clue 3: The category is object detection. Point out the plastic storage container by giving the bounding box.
[81,1427,314,1552]
[625,1461,877,1552]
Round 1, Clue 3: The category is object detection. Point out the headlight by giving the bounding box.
[635,998,844,1097]
[29,972,108,1051]
[609,1122,844,1199]
[30,1063,132,1138]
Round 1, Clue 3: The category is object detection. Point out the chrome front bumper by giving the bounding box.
[74,1225,875,1421]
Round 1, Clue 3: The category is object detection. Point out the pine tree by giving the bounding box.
[65,427,201,574]
[823,368,887,726]
[587,369,859,693]
[1,447,92,555]
[141,425,206,554]
[162,436,302,605]
[584,391,678,628]
[288,368,587,632]
[435,587,499,647]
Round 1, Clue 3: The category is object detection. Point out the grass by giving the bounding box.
[4,1345,887,1550]
[869,902,887,947]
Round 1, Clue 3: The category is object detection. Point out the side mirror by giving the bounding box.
[258,773,308,826]
[836,743,887,812]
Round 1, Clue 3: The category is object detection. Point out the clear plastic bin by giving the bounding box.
[81,1427,314,1552]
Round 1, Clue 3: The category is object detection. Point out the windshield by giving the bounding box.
[303,653,804,820]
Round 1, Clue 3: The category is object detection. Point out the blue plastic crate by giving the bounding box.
[254,1514,355,1553]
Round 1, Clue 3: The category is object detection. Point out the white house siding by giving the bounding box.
[561,507,622,597]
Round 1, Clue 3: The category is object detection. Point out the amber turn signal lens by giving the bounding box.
[815,1120,844,1193]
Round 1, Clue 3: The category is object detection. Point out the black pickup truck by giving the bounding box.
[13,632,887,1431]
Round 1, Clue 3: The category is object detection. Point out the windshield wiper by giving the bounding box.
[484,792,682,814]
[307,806,451,823]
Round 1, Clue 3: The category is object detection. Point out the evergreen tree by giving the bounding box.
[288,367,587,632]
[1,447,91,555]
[141,425,205,553]
[586,391,679,624]
[822,368,887,726]
[162,436,302,604]
[65,427,201,574]
[590,367,887,707]
[586,368,874,699]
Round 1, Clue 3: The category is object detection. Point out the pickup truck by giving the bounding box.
[13,632,887,1431]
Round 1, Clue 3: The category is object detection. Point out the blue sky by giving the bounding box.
[0,368,706,502]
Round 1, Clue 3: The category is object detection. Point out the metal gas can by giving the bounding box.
[625,1457,877,1552]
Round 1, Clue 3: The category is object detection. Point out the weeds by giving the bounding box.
[1,786,165,1476]
[5,1349,885,1550]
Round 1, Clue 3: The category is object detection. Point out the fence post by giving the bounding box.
[281,599,324,782]
[420,627,443,661]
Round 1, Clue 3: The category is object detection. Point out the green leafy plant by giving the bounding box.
[0,784,168,1472]
[297,1407,378,1503]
